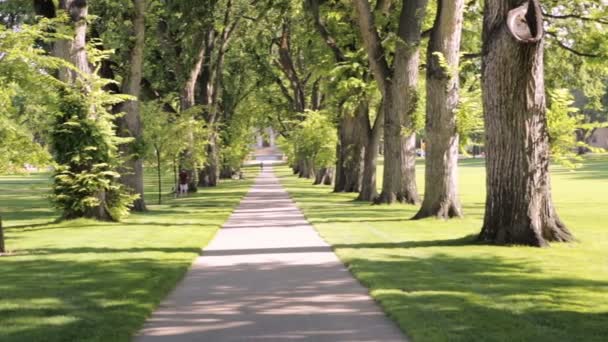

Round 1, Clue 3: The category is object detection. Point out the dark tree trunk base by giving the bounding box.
[0,215,5,254]
[313,167,334,185]
[220,166,235,179]
[374,190,419,205]
[412,200,462,220]
[131,198,147,212]
[478,214,573,247]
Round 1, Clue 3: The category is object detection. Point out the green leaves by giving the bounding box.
[547,88,588,168]
[279,110,336,170]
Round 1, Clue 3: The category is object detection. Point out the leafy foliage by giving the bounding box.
[51,87,137,221]
[279,110,336,171]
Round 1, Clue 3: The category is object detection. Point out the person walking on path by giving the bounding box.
[178,169,189,197]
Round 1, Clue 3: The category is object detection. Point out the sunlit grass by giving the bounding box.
[277,155,608,342]
[0,166,258,342]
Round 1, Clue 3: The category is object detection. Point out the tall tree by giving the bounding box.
[34,0,116,221]
[478,0,574,246]
[414,0,465,219]
[353,0,428,204]
[307,0,368,193]
[115,0,147,211]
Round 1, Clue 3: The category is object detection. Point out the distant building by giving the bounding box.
[588,128,608,150]
[254,127,277,149]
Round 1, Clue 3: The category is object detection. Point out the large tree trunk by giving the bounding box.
[354,0,426,205]
[334,104,366,193]
[478,0,573,246]
[376,92,420,205]
[116,0,147,212]
[414,0,464,219]
[53,0,91,83]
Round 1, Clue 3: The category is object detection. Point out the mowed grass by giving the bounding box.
[276,155,608,342]
[0,166,258,342]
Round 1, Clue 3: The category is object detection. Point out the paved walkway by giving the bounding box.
[135,168,406,342]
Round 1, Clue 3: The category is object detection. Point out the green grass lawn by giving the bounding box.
[277,155,608,342]
[0,167,258,342]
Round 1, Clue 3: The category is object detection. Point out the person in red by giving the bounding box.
[178,169,189,197]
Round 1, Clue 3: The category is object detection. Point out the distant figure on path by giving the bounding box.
[178,169,189,197]
[260,162,264,171]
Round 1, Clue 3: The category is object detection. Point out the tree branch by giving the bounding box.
[542,11,608,25]
[308,0,346,62]
[353,0,391,95]
[546,31,601,58]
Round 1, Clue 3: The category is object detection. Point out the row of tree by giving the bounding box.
[272,0,606,247]
[1,0,607,251]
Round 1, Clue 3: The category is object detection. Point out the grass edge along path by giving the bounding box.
[0,168,258,342]
[276,157,608,342]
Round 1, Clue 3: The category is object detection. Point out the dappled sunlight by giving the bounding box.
[277,157,608,341]
[0,170,257,342]
[136,167,405,341]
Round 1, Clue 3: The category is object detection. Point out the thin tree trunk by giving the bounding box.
[478,0,573,246]
[156,148,162,205]
[116,0,147,212]
[358,106,383,201]
[173,157,178,194]
[414,0,464,219]
[0,215,5,254]
[199,133,219,187]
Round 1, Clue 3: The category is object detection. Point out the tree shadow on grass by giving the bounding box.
[0,256,196,342]
[345,252,608,342]
[333,234,479,250]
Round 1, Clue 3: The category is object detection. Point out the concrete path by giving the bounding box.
[135,168,406,342]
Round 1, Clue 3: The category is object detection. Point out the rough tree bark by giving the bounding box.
[334,104,366,193]
[314,167,334,185]
[309,0,360,191]
[298,158,315,179]
[53,0,92,83]
[35,0,113,221]
[199,134,220,187]
[180,31,215,193]
[116,0,147,212]
[198,1,237,188]
[354,0,426,204]
[478,0,574,246]
[413,0,464,219]
[357,102,384,201]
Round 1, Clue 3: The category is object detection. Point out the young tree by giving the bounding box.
[34,0,137,221]
[353,0,428,204]
[478,0,574,246]
[414,0,465,219]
